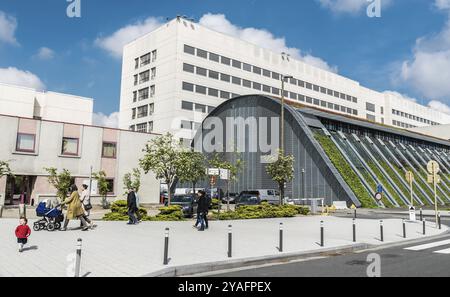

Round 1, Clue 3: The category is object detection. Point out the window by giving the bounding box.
[106,179,115,194]
[298,80,305,88]
[272,87,280,95]
[140,53,151,66]
[129,125,135,132]
[209,53,220,62]
[290,78,297,85]
[151,68,156,80]
[183,63,195,73]
[290,92,297,100]
[299,95,305,102]
[272,72,280,80]
[138,88,149,101]
[195,104,206,113]
[253,66,262,75]
[150,85,155,97]
[182,82,194,92]
[243,63,252,72]
[136,123,148,133]
[366,102,376,113]
[148,121,154,132]
[196,67,207,76]
[208,88,219,97]
[313,99,320,106]
[263,85,271,93]
[220,73,231,82]
[243,80,252,88]
[305,83,312,90]
[195,85,207,95]
[181,120,192,130]
[149,103,154,115]
[102,142,117,158]
[263,69,271,77]
[313,85,320,92]
[184,45,195,55]
[221,56,231,65]
[340,93,346,100]
[380,107,384,115]
[209,70,219,80]
[253,82,261,90]
[327,89,333,96]
[132,108,136,120]
[366,114,376,122]
[61,137,79,156]
[352,97,358,103]
[134,58,139,69]
[139,70,150,84]
[134,75,138,86]
[346,95,352,101]
[133,91,137,103]
[16,133,35,152]
[320,87,327,94]
[182,101,193,111]
[137,105,148,118]
[333,91,340,98]
[232,76,241,85]
[196,49,208,59]
[220,91,230,99]
[321,101,327,107]
[306,97,312,104]
[232,60,242,69]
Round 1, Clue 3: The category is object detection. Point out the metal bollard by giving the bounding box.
[320,221,324,247]
[354,208,357,220]
[403,219,406,238]
[228,225,232,258]
[74,238,82,278]
[438,213,442,230]
[380,220,384,242]
[420,208,423,222]
[0,205,3,218]
[353,219,356,242]
[163,228,169,265]
[279,223,283,252]
[423,219,426,235]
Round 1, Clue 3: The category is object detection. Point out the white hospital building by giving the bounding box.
[119,17,450,143]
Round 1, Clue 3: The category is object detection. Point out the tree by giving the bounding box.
[266,151,295,205]
[139,133,185,206]
[0,161,12,178]
[178,150,207,195]
[123,168,141,194]
[92,171,110,209]
[44,168,73,202]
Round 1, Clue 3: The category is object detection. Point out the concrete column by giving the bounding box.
[0,176,6,206]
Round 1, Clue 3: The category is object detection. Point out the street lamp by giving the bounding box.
[280,74,293,154]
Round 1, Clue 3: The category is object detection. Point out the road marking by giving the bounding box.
[405,239,450,251]
[434,248,450,255]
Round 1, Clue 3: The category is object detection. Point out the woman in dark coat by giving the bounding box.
[196,190,209,231]
[127,189,138,225]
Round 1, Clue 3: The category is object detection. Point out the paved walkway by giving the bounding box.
[0,216,447,277]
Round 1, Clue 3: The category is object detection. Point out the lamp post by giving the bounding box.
[280,73,293,155]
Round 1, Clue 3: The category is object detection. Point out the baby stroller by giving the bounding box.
[33,201,64,232]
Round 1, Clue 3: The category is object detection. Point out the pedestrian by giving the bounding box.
[196,190,209,231]
[127,188,138,225]
[15,217,31,253]
[79,184,94,229]
[60,185,89,231]
[134,189,142,222]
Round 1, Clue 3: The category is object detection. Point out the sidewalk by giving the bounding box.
[351,208,450,218]
[0,216,447,277]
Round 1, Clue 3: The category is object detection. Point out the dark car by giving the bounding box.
[236,191,261,208]
[221,193,238,204]
[170,194,197,218]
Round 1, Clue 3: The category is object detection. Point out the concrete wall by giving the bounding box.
[0,115,160,206]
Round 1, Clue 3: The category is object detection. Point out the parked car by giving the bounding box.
[221,193,238,204]
[170,194,197,218]
[247,189,280,205]
[236,191,261,208]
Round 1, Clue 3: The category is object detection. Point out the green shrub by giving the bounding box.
[211,203,309,220]
[102,212,129,221]
[314,132,378,208]
[211,198,220,210]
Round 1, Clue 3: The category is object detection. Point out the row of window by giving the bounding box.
[16,133,117,158]
[392,109,438,126]
[181,81,359,116]
[134,50,157,69]
[392,120,417,129]
[129,121,154,133]
[132,103,155,120]
[183,44,358,104]
[134,68,156,86]
[132,86,156,103]
[181,101,216,114]
[181,120,201,131]
[182,81,240,100]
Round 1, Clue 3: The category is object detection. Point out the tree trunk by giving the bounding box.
[280,183,285,206]
[192,181,196,196]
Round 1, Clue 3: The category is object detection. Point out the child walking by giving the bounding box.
[15,217,31,253]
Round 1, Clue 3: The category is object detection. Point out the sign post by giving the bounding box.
[220,169,231,212]
[427,161,441,228]
[405,171,416,221]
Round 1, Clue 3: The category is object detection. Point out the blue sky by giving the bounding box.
[1,0,450,126]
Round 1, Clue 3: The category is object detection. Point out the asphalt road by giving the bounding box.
[210,212,450,277]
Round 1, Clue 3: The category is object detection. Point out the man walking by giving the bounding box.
[127,189,138,225]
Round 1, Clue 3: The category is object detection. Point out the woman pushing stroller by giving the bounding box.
[60,184,92,231]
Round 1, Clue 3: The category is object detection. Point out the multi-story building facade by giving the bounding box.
[0,114,160,207]
[0,83,94,125]
[119,17,450,144]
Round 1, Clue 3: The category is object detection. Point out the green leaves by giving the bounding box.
[123,168,141,194]
[208,152,244,182]
[177,150,207,185]
[266,150,295,203]
[44,167,72,202]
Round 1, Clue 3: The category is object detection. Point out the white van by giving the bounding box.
[250,189,281,205]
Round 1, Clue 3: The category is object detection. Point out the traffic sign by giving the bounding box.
[374,192,383,201]
[207,168,220,176]
[409,206,416,221]
[427,161,440,175]
[377,184,384,194]
[220,169,230,180]
[405,171,414,184]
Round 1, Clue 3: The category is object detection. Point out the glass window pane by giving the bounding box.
[62,138,78,155]
[16,134,35,152]
[102,143,117,158]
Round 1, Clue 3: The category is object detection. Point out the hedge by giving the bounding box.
[211,203,310,220]
[102,200,185,221]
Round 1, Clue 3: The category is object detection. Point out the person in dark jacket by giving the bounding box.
[196,190,209,231]
[127,189,138,225]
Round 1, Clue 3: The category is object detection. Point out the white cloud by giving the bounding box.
[199,13,337,72]
[0,11,18,45]
[316,0,392,15]
[34,47,55,60]
[95,17,163,58]
[0,67,45,90]
[428,100,450,114]
[435,0,450,10]
[93,112,119,128]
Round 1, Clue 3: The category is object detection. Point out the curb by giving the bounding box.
[143,243,370,277]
